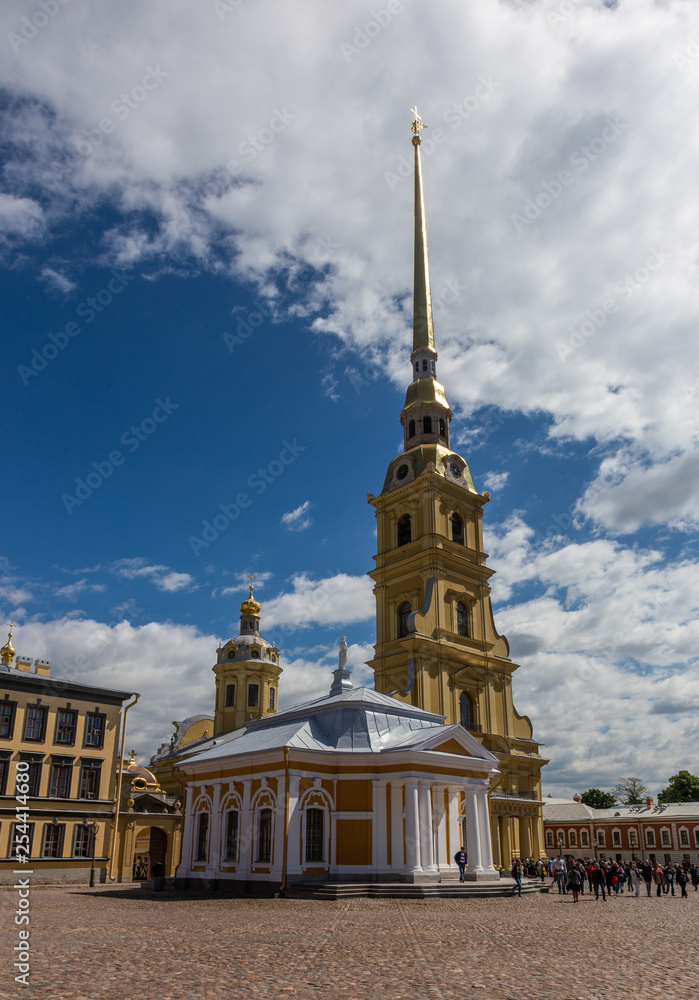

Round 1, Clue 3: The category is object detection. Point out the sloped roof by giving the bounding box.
[181,685,497,767]
[544,798,699,821]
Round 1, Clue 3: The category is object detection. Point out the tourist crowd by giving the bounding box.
[509,856,699,901]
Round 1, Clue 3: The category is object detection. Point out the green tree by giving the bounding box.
[612,777,647,805]
[658,770,699,803]
[580,788,617,809]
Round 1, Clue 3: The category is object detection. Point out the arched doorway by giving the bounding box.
[132,827,168,880]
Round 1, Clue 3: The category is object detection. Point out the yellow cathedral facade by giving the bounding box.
[161,112,547,891]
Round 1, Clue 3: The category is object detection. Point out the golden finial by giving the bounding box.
[128,749,136,766]
[411,106,427,145]
[1,622,17,667]
[240,574,261,617]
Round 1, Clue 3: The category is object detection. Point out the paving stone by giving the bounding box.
[1,885,698,998]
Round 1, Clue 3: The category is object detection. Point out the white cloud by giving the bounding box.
[0,0,698,522]
[281,500,313,532]
[481,470,509,493]
[111,558,197,593]
[0,582,34,605]
[54,579,106,601]
[0,193,43,238]
[263,573,374,629]
[40,266,76,294]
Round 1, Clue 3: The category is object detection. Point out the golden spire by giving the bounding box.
[411,107,435,353]
[240,574,261,616]
[1,622,16,668]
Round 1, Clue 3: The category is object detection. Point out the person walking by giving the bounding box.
[652,864,664,897]
[511,858,523,898]
[553,855,567,894]
[677,866,688,899]
[567,865,582,903]
[632,863,642,898]
[592,862,607,901]
[641,860,653,896]
[454,847,468,882]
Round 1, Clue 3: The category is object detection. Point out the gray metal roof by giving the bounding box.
[544,798,699,821]
[181,685,495,766]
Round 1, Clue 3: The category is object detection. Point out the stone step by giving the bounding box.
[284,878,543,900]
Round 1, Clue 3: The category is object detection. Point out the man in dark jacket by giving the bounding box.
[454,847,467,882]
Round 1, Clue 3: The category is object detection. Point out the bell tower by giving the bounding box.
[213,582,282,736]
[366,111,547,866]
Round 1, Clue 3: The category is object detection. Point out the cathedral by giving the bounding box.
[154,112,546,890]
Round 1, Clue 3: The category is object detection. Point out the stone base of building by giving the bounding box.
[399,871,441,884]
[0,866,107,886]
[463,871,500,882]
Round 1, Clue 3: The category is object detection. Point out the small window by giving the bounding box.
[251,649,260,659]
[25,760,42,797]
[269,688,275,711]
[0,758,8,795]
[55,709,77,745]
[694,828,699,847]
[439,418,446,437]
[305,808,324,863]
[629,830,638,846]
[73,823,93,858]
[84,713,105,749]
[195,813,209,861]
[228,648,235,659]
[580,830,589,847]
[456,602,469,637]
[225,684,236,707]
[597,831,606,847]
[646,830,655,846]
[79,762,101,799]
[459,691,475,730]
[24,705,47,742]
[612,830,621,846]
[451,514,464,545]
[0,701,17,739]
[546,830,554,847]
[415,362,419,373]
[661,829,671,846]
[49,763,72,798]
[397,602,411,639]
[431,361,435,373]
[569,830,577,846]
[42,823,65,858]
[257,808,272,862]
[397,514,411,547]
[248,684,259,708]
[679,829,689,846]
[422,359,428,371]
[423,416,432,434]
[225,810,239,862]
[408,419,415,438]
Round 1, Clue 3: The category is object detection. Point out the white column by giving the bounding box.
[390,781,404,869]
[476,784,497,875]
[372,779,388,874]
[433,785,448,870]
[206,782,222,875]
[286,774,301,875]
[464,785,484,874]
[404,779,422,873]
[272,775,285,873]
[238,779,252,876]
[447,785,461,865]
[418,781,437,872]
[178,784,196,875]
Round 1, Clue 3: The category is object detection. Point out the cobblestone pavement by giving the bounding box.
[2,884,699,999]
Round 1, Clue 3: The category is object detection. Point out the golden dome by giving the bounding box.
[240,584,261,617]
[1,629,15,666]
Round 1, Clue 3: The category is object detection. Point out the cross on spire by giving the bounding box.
[410,106,427,136]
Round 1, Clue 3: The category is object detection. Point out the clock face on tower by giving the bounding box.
[450,462,461,478]
[397,464,409,481]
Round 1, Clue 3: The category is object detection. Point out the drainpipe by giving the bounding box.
[279,748,290,895]
[108,693,140,882]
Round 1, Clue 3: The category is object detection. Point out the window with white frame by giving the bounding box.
[646,829,655,846]
[305,808,324,863]
[661,828,671,847]
[580,830,589,847]
[679,828,689,846]
[612,829,622,847]
[195,813,209,861]
[224,810,239,862]
[596,830,606,847]
[257,808,272,862]
[546,830,554,847]
[568,830,577,846]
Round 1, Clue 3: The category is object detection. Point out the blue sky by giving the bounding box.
[2,0,699,797]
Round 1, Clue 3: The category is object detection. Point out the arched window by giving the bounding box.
[431,361,435,373]
[451,513,464,545]
[397,514,411,547]
[269,688,275,711]
[457,602,469,637]
[305,808,324,863]
[546,830,554,847]
[225,684,235,707]
[408,419,415,438]
[459,691,474,730]
[225,810,239,861]
[195,813,209,861]
[257,808,272,862]
[398,602,411,638]
[439,418,446,437]
[415,362,419,373]
[423,415,432,434]
[422,359,428,371]
[248,684,259,707]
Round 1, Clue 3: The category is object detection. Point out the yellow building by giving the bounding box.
[367,113,547,867]
[0,628,137,885]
